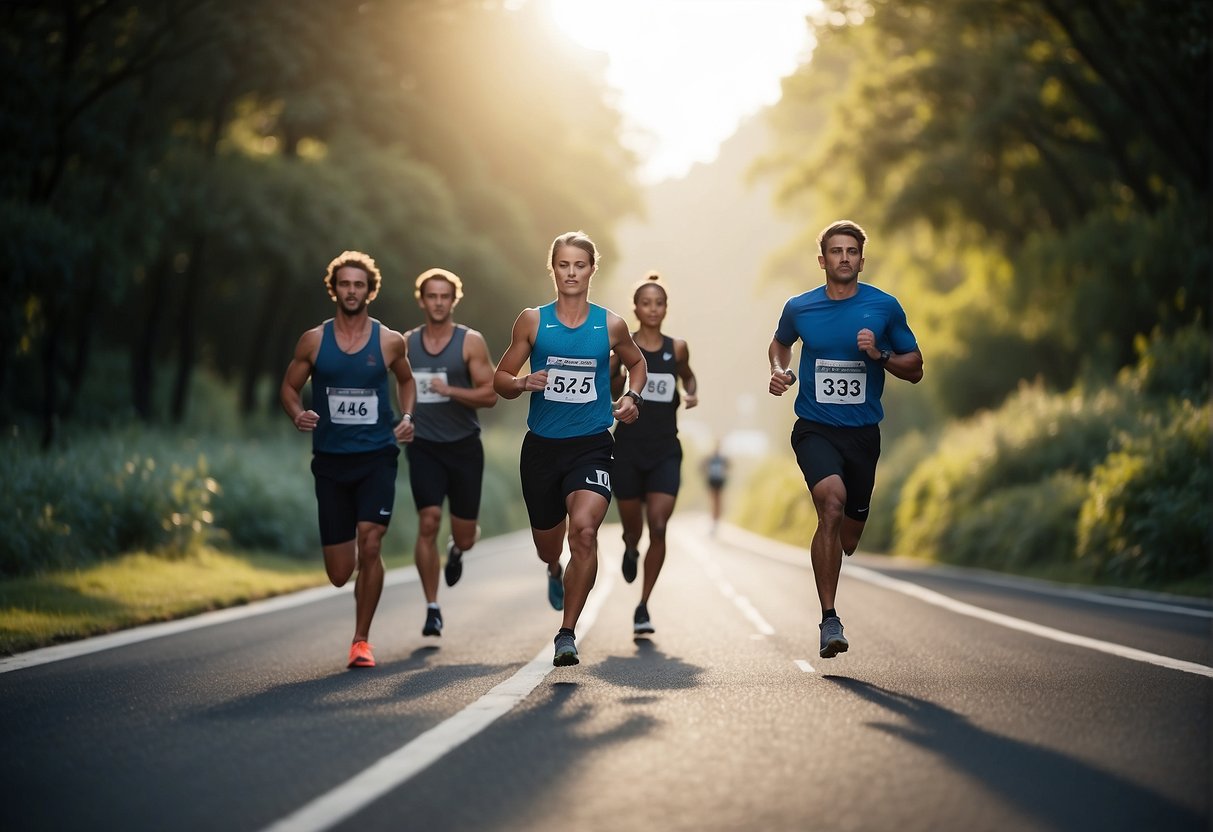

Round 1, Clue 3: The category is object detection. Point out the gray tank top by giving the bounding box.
[406,324,480,442]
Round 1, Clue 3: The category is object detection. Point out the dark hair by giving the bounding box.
[547,230,599,274]
[817,220,868,257]
[632,270,667,304]
[324,251,382,301]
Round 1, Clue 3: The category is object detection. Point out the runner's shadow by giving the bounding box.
[823,675,1202,830]
[588,637,705,691]
[199,648,511,719]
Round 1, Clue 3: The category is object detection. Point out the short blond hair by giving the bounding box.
[414,268,464,302]
[324,251,382,301]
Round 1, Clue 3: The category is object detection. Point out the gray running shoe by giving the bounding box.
[422,606,443,637]
[633,603,654,635]
[547,565,564,611]
[621,547,640,583]
[553,631,579,666]
[444,537,463,587]
[819,616,848,658]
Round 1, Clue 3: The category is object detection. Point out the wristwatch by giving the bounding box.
[878,350,892,365]
[624,390,643,408]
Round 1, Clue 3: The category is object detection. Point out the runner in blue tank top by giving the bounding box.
[494,231,647,667]
[281,251,417,670]
[609,272,699,637]
[767,221,923,661]
[404,267,498,640]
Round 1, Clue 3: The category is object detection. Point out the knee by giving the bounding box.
[813,495,847,527]
[416,510,441,540]
[568,523,598,557]
[647,518,668,543]
[357,529,385,562]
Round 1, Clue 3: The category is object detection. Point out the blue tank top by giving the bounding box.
[312,320,397,454]
[527,302,612,439]
[407,325,480,442]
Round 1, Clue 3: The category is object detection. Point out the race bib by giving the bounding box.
[814,359,866,405]
[544,356,597,403]
[414,370,450,403]
[645,372,677,403]
[327,387,379,424]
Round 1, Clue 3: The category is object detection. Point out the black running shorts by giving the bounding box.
[790,419,881,522]
[612,437,682,500]
[311,446,400,546]
[405,434,485,519]
[519,430,614,531]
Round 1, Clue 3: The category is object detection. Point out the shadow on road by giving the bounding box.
[823,675,1204,831]
[588,637,706,691]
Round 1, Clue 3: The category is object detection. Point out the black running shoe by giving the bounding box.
[621,547,640,584]
[633,603,654,635]
[444,537,463,587]
[422,606,443,637]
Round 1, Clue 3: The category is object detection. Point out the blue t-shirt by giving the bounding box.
[527,302,613,439]
[773,283,917,427]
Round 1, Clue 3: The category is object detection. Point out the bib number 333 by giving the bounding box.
[814,359,867,405]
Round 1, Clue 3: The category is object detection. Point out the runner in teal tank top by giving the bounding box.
[494,231,647,667]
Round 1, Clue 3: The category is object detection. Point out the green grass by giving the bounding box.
[0,546,420,656]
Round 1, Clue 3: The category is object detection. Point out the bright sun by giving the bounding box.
[540,0,819,184]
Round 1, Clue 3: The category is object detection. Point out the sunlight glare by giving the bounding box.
[542,0,819,183]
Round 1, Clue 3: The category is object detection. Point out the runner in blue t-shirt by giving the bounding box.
[281,251,417,670]
[767,220,924,660]
[494,230,647,667]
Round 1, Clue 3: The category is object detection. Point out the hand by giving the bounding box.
[521,370,548,393]
[428,377,450,397]
[612,396,639,424]
[683,391,699,410]
[293,409,319,432]
[857,328,880,359]
[768,370,795,396]
[394,416,415,444]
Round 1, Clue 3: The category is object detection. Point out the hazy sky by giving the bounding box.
[540,0,820,184]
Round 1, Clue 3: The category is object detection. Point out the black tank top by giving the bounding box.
[615,335,679,443]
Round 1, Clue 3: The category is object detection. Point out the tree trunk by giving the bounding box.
[132,253,172,421]
[239,268,289,415]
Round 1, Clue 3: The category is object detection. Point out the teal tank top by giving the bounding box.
[312,320,396,454]
[527,303,613,438]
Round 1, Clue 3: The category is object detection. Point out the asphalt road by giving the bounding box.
[1,516,1209,832]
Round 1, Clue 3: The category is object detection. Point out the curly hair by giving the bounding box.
[324,251,382,302]
[414,267,464,302]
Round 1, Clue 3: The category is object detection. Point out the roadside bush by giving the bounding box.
[731,456,818,548]
[1077,400,1211,585]
[865,428,935,552]
[895,382,1135,560]
[940,471,1088,570]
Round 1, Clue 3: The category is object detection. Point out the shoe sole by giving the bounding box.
[819,638,849,659]
[444,563,462,587]
[422,628,442,637]
[553,650,579,666]
[633,625,655,635]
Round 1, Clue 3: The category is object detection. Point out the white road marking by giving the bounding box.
[794,659,815,673]
[0,532,538,675]
[258,563,614,832]
[689,546,776,636]
[719,524,1213,679]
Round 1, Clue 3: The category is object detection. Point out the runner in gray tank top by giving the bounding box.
[405,268,498,640]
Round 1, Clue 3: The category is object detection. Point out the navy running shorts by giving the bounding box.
[311,446,400,546]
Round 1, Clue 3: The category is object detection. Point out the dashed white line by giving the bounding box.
[258,564,614,832]
[690,546,775,636]
[794,659,815,673]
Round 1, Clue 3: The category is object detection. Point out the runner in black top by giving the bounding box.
[610,272,698,635]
